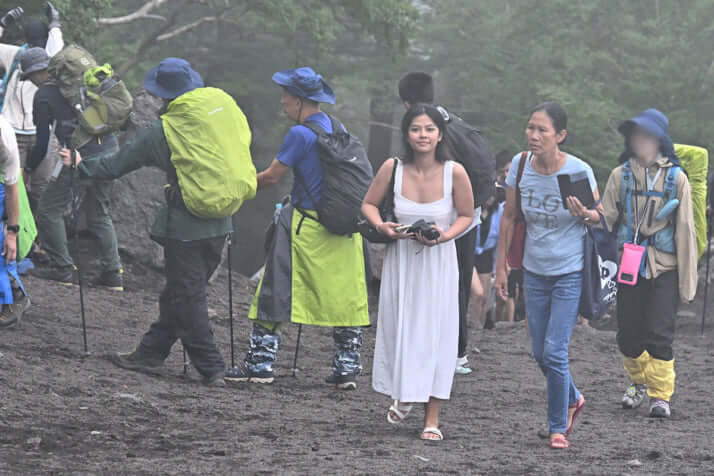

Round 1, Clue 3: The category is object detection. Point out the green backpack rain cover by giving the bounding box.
[674,144,709,258]
[16,175,37,260]
[162,87,257,219]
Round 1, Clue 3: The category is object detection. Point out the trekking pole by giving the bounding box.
[227,233,235,368]
[702,218,712,336]
[292,324,303,377]
[70,149,89,357]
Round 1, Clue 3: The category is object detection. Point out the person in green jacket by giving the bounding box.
[60,58,231,386]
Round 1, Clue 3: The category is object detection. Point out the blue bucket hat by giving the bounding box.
[272,67,335,104]
[618,108,678,164]
[144,57,204,99]
[19,47,50,80]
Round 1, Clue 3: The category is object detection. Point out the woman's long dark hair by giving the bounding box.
[400,103,451,163]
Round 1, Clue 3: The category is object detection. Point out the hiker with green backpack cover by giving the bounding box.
[61,57,257,386]
[601,109,699,419]
[22,45,125,290]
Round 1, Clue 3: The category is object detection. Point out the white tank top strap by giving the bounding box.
[443,160,454,200]
[394,158,404,197]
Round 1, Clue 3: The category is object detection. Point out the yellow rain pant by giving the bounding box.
[623,350,651,385]
[249,207,369,327]
[289,210,369,326]
[646,358,676,401]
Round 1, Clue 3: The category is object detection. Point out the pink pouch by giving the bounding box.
[617,243,645,286]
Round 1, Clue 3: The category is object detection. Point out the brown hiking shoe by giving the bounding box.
[109,348,164,375]
[0,294,30,328]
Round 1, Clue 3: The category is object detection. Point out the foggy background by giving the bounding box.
[4,0,714,275]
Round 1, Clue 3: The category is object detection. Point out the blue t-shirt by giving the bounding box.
[276,112,332,209]
[506,153,597,276]
[475,202,504,255]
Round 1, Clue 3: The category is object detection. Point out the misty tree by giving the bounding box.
[414,0,714,181]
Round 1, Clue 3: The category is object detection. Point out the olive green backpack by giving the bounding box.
[47,45,133,149]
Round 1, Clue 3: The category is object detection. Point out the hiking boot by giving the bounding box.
[202,371,226,387]
[96,269,124,291]
[622,383,647,409]
[0,293,30,328]
[29,245,50,266]
[31,265,74,285]
[649,398,671,418]
[224,362,274,384]
[109,348,164,375]
[325,373,357,390]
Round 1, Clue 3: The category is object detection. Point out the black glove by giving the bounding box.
[46,2,60,29]
[0,6,23,29]
[164,183,186,209]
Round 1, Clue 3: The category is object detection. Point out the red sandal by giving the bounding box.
[549,433,569,449]
[565,395,586,436]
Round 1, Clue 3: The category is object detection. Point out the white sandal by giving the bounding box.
[421,427,444,441]
[387,400,413,425]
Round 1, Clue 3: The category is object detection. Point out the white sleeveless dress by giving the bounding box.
[372,160,459,403]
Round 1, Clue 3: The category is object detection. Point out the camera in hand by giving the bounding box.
[408,219,440,241]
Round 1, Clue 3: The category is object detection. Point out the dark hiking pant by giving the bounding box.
[36,163,121,273]
[616,270,678,361]
[246,322,363,376]
[139,236,226,378]
[456,227,478,358]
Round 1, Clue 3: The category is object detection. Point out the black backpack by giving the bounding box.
[438,106,496,208]
[296,115,375,235]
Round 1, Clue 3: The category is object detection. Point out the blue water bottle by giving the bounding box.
[274,203,283,224]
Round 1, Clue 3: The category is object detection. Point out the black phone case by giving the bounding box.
[558,173,595,210]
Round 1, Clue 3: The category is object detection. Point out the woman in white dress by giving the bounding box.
[362,104,474,441]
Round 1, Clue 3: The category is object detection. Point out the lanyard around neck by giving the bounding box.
[634,167,663,242]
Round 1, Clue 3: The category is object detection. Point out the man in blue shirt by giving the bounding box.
[225,67,370,390]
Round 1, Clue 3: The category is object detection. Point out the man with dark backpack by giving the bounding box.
[224,67,370,390]
[60,57,257,386]
[398,72,496,373]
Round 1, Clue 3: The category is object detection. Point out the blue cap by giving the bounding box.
[272,67,335,104]
[619,108,678,165]
[619,108,670,141]
[19,47,50,80]
[143,57,204,99]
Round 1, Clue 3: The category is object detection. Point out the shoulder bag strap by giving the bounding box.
[514,151,528,220]
[383,158,399,216]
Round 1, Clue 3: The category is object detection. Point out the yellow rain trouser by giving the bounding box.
[623,350,651,385]
[647,358,676,401]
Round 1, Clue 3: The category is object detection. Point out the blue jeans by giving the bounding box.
[524,270,582,434]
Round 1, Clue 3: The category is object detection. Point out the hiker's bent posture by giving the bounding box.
[601,109,697,418]
[224,67,370,390]
[61,58,257,386]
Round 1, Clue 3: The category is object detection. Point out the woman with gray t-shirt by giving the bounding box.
[494,102,602,450]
